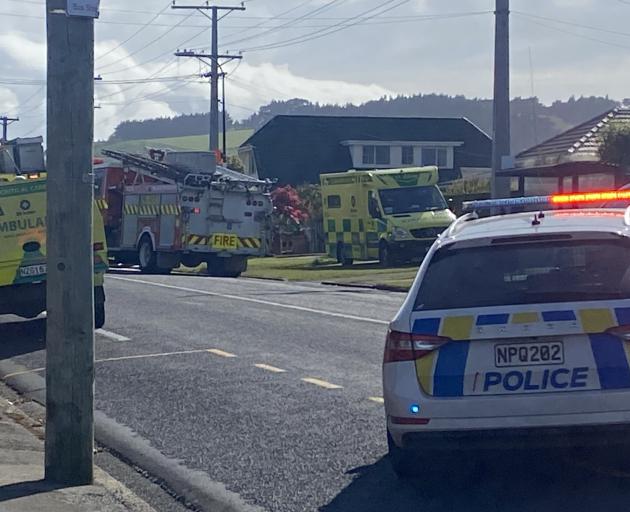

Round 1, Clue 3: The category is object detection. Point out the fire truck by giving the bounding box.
[96,149,272,277]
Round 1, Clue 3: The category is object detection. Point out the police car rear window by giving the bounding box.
[413,238,630,311]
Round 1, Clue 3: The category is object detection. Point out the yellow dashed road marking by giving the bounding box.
[301,377,343,390]
[254,363,286,373]
[368,396,384,404]
[207,348,237,358]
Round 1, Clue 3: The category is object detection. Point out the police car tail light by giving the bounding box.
[607,325,630,342]
[383,330,449,363]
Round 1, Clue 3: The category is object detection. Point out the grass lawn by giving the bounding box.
[244,255,418,291]
[95,129,254,157]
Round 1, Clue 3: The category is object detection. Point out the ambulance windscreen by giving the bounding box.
[379,185,446,215]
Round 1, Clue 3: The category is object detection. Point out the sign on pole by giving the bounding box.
[67,0,100,18]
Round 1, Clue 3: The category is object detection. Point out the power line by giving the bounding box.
[96,0,172,63]
[96,11,196,72]
[513,10,630,39]
[514,14,630,50]
[222,0,346,48]
[98,25,209,76]
[240,0,410,53]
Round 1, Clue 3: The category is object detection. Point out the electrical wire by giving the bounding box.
[222,0,345,48]
[96,11,196,73]
[97,0,172,63]
[514,13,630,50]
[98,23,209,77]
[240,0,410,53]
[513,10,630,39]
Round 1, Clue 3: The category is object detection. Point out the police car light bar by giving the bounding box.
[462,195,549,212]
[550,190,630,204]
[462,190,630,212]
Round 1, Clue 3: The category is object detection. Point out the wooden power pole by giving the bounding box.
[173,2,244,154]
[45,0,97,485]
[0,116,19,142]
[492,0,511,199]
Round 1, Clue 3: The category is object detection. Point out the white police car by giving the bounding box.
[383,192,630,477]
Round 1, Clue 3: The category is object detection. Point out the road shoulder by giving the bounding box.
[0,380,156,512]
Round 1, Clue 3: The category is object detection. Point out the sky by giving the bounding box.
[1,0,630,141]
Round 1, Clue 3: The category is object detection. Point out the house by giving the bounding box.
[238,115,492,184]
[499,106,630,195]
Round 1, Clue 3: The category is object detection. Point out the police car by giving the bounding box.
[383,191,630,477]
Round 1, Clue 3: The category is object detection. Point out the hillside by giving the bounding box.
[104,95,620,155]
[95,129,253,157]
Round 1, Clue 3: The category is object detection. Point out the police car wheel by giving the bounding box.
[387,430,418,478]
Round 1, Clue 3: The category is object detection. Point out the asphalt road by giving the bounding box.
[2,272,630,512]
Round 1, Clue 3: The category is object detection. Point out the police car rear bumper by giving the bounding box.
[400,423,630,452]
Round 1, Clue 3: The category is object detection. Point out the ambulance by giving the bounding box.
[383,191,630,478]
[320,167,455,266]
[0,138,108,328]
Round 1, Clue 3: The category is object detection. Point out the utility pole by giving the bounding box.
[492,0,511,199]
[222,74,227,160]
[45,0,96,485]
[172,2,244,154]
[0,116,19,142]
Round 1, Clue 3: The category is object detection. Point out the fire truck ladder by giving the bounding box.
[101,149,198,184]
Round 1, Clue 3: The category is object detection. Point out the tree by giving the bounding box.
[270,185,309,234]
[599,124,630,168]
[226,155,245,173]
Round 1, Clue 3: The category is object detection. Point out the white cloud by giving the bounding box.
[0,32,45,71]
[0,87,19,116]
[225,62,393,114]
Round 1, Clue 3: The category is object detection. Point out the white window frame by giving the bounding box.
[343,140,462,169]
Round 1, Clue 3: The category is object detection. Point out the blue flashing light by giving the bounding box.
[409,404,420,414]
[462,195,551,212]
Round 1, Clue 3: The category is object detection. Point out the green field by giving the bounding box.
[243,256,418,291]
[94,129,254,158]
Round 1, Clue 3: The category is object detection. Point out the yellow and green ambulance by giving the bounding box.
[0,166,108,328]
[320,166,455,266]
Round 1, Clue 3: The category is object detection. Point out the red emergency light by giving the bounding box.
[550,190,630,205]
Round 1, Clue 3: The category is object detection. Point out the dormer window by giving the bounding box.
[421,147,448,167]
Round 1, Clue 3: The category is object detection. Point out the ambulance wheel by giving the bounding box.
[387,430,418,478]
[336,242,353,267]
[138,237,158,273]
[95,302,105,329]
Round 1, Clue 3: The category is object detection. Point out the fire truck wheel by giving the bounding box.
[138,236,158,273]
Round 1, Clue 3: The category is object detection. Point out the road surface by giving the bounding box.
[1,271,630,511]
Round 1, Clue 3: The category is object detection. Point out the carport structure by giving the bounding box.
[499,107,630,194]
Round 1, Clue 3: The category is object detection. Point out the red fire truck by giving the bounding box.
[95,149,272,277]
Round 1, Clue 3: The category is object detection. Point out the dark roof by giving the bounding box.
[240,115,492,184]
[514,106,630,170]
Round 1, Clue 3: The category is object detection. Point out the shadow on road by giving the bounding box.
[322,449,630,512]
[0,479,65,502]
[0,318,45,360]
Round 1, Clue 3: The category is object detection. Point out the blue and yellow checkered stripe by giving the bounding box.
[323,217,386,259]
[413,307,630,397]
